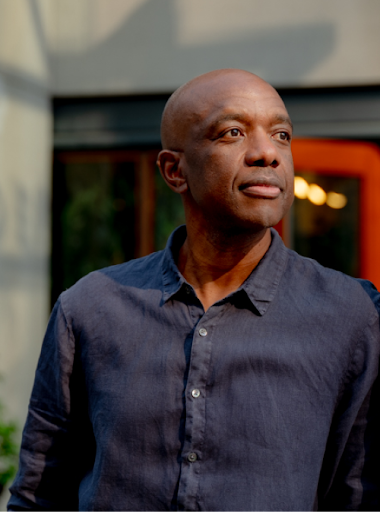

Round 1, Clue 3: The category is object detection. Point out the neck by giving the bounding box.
[178,224,272,311]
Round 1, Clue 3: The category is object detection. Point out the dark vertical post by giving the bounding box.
[135,151,156,257]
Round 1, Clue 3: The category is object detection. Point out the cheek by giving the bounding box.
[283,154,294,194]
[281,171,295,216]
[186,149,230,187]
[205,149,240,184]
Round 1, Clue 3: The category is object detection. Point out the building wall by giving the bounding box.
[41,0,380,95]
[0,0,51,506]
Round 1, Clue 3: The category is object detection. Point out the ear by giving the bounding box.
[156,150,188,194]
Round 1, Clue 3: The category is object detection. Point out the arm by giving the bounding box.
[7,298,94,511]
[357,278,380,320]
[318,299,380,510]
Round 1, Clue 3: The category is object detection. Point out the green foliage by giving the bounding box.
[0,404,18,495]
[59,161,136,291]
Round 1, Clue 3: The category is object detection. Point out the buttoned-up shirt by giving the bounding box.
[8,227,380,511]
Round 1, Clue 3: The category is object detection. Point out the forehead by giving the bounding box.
[179,80,289,141]
[207,94,288,126]
[194,82,289,127]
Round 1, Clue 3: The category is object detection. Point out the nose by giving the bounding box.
[245,130,279,168]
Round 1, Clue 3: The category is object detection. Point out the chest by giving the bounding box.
[77,295,351,437]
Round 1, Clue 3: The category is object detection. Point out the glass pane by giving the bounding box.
[154,167,186,250]
[292,172,360,277]
[52,158,135,303]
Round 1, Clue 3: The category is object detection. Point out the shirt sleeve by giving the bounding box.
[357,278,380,319]
[7,297,94,511]
[317,288,380,511]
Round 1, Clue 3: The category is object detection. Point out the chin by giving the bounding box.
[251,203,290,228]
[205,202,288,234]
[240,210,285,232]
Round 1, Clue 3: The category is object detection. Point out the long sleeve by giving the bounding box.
[317,308,380,510]
[7,298,94,511]
[357,278,380,321]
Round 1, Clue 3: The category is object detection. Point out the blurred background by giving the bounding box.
[1,0,380,503]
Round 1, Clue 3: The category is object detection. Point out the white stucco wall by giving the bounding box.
[41,0,380,95]
[0,0,51,506]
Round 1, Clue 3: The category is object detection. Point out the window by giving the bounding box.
[51,150,184,304]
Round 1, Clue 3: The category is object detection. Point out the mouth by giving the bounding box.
[239,178,282,199]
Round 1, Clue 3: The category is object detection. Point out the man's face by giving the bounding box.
[179,74,294,233]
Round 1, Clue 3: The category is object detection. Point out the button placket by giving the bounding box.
[177,319,214,511]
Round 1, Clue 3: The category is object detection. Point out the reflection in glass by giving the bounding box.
[326,191,347,209]
[292,172,360,277]
[52,159,135,303]
[307,184,326,205]
[294,176,309,199]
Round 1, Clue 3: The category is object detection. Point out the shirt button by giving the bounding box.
[191,389,200,398]
[187,452,197,462]
[199,328,208,337]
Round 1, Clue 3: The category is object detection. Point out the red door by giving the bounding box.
[278,139,380,288]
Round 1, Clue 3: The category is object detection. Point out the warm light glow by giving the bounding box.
[326,192,347,209]
[294,177,347,209]
[308,184,327,205]
[294,176,309,199]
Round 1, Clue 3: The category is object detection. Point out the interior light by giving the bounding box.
[326,192,347,209]
[294,176,309,199]
[308,184,326,205]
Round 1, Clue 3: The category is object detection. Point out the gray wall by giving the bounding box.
[42,0,380,95]
[0,1,51,506]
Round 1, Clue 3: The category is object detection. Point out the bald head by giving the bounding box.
[160,69,282,150]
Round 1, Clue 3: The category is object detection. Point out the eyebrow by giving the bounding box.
[209,112,293,132]
[205,113,250,137]
[273,114,294,131]
[211,113,247,127]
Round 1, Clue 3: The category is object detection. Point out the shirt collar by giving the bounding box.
[160,225,288,315]
[161,225,188,302]
[240,228,289,315]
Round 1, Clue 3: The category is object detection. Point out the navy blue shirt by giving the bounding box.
[9,227,380,511]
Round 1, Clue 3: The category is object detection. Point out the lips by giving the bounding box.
[239,177,282,199]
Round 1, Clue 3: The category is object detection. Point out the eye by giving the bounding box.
[224,128,243,137]
[274,131,291,142]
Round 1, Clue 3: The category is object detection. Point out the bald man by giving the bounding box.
[8,70,380,511]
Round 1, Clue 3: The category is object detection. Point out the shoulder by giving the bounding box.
[356,278,380,318]
[278,249,380,382]
[59,250,165,321]
[283,247,379,325]
[98,249,164,288]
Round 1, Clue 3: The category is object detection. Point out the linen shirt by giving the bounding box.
[8,227,380,511]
